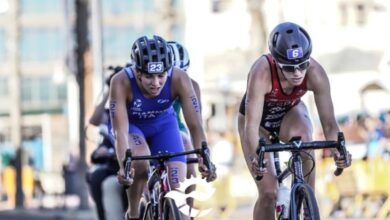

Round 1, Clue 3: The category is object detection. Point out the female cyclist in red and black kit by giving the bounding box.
[237,22,351,220]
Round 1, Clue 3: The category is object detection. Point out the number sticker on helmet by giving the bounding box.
[286,48,303,60]
[147,62,164,73]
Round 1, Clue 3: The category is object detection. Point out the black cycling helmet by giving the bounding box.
[131,35,172,74]
[268,22,312,64]
[167,41,190,71]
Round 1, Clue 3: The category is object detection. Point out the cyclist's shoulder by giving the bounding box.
[306,58,331,91]
[171,67,193,93]
[247,55,272,89]
[110,68,132,89]
[249,55,272,76]
[171,67,189,81]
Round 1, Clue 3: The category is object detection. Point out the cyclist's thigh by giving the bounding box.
[165,161,187,189]
[148,115,185,163]
[279,102,313,142]
[128,124,151,156]
[238,114,277,193]
[257,162,278,196]
[238,114,268,173]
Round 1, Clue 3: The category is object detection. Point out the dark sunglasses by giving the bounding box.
[277,59,310,73]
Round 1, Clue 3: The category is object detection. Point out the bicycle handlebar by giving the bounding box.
[122,141,214,184]
[255,132,349,181]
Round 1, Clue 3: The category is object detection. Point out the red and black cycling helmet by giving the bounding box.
[131,35,172,74]
[268,22,312,64]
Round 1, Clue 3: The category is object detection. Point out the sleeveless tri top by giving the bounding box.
[239,54,308,132]
[124,67,175,122]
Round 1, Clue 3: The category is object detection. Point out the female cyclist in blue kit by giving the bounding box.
[109,35,216,220]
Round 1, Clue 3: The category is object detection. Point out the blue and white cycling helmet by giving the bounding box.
[131,35,172,74]
[269,22,312,65]
[167,41,190,71]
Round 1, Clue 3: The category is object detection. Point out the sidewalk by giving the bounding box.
[0,208,96,220]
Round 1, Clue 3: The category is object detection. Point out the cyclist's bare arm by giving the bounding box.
[190,78,202,112]
[109,70,132,169]
[306,58,340,142]
[172,68,206,149]
[89,91,109,126]
[244,57,272,157]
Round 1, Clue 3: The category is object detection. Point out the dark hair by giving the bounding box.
[130,35,172,74]
[105,63,131,86]
[269,22,312,64]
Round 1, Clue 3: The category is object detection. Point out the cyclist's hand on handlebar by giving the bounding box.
[250,155,267,178]
[333,150,352,168]
[117,167,134,187]
[198,157,217,182]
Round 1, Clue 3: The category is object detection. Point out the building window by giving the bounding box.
[103,25,154,61]
[21,0,62,15]
[102,0,155,15]
[21,28,64,63]
[21,76,67,111]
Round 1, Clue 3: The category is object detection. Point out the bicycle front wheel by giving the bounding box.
[163,198,181,220]
[142,202,155,220]
[290,183,320,220]
[139,196,148,219]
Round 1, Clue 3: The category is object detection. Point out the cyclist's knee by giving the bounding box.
[132,161,149,179]
[186,165,196,178]
[259,190,277,206]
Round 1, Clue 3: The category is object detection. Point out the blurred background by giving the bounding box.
[0,0,390,219]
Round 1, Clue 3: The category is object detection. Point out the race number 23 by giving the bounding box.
[148,62,164,73]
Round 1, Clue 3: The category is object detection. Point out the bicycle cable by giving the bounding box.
[287,150,315,181]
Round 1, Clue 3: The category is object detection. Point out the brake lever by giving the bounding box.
[334,132,348,176]
[200,141,212,172]
[255,138,267,181]
[123,149,132,189]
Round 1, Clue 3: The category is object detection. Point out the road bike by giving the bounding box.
[256,132,350,220]
[123,141,214,220]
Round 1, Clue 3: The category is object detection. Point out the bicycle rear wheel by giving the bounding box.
[163,198,181,220]
[290,183,320,220]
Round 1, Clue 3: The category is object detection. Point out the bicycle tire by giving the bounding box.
[163,198,181,220]
[142,203,155,220]
[139,196,147,219]
[290,183,320,220]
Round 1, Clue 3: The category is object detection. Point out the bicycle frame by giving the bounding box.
[147,158,177,220]
[257,132,350,220]
[123,142,213,220]
[146,157,198,220]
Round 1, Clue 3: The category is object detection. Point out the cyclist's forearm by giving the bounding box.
[114,131,129,169]
[89,94,109,125]
[322,123,340,154]
[244,125,259,157]
[188,124,207,150]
